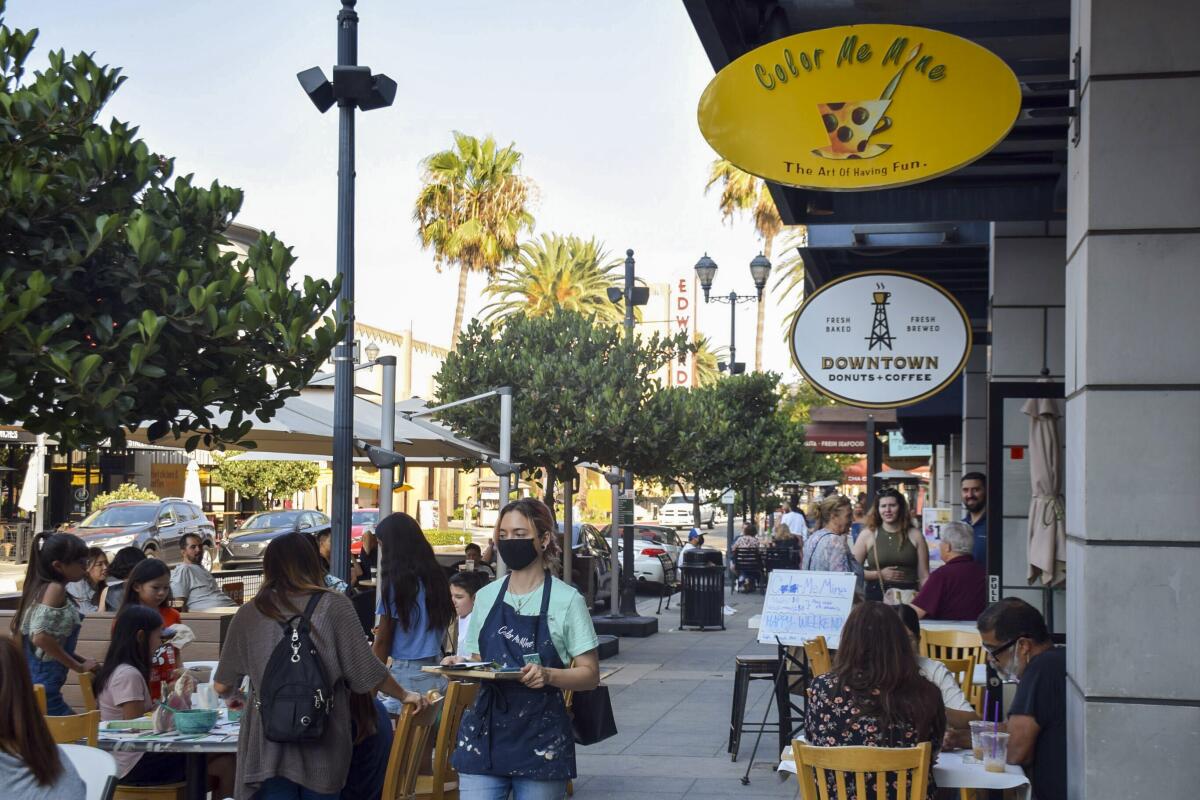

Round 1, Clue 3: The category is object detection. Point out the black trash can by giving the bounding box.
[680,554,725,631]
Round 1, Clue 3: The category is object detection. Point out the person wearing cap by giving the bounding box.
[677,529,704,568]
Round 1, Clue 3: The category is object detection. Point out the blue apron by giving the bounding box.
[451,571,575,780]
[24,622,81,716]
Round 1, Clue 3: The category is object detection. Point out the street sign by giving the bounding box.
[721,489,736,506]
[617,498,634,526]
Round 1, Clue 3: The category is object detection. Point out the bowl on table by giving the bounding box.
[172,708,219,734]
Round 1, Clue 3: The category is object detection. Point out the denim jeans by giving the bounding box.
[24,635,73,716]
[253,777,338,800]
[380,655,445,715]
[459,773,568,800]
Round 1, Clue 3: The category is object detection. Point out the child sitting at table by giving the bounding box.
[442,571,482,663]
[117,559,180,701]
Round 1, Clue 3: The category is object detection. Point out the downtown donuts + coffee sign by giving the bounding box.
[789,272,972,408]
[697,25,1021,190]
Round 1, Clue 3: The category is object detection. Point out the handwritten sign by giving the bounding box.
[757,570,856,649]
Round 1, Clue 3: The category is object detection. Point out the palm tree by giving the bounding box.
[693,335,729,386]
[481,233,627,326]
[771,226,810,335]
[414,132,535,346]
[705,159,783,373]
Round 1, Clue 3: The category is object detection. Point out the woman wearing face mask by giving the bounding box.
[852,489,929,602]
[452,498,600,800]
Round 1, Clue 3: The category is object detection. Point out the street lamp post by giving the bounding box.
[694,252,772,560]
[298,1,396,582]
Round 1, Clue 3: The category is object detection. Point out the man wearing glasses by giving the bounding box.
[977,598,1066,800]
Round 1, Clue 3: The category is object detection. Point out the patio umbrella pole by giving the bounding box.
[376,355,397,610]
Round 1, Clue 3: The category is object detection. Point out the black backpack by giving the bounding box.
[257,593,334,743]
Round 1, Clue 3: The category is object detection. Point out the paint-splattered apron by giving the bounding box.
[451,571,575,780]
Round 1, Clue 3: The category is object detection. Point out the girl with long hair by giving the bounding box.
[370,512,454,715]
[11,531,95,715]
[65,547,108,614]
[117,558,180,701]
[98,546,147,611]
[0,635,86,799]
[806,601,946,799]
[450,498,601,800]
[94,606,188,787]
[213,531,425,800]
[852,488,930,602]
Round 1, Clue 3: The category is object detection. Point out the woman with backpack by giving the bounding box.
[451,498,601,800]
[213,531,427,800]
[10,532,96,716]
[370,512,454,716]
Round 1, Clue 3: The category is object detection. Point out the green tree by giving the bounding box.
[433,311,689,515]
[414,132,535,344]
[771,227,810,334]
[693,335,728,386]
[0,14,341,450]
[210,456,321,505]
[705,159,784,373]
[482,234,627,326]
[92,483,159,509]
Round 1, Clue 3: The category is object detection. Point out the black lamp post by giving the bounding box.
[298,0,396,582]
[694,252,772,376]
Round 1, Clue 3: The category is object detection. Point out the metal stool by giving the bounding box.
[728,654,780,761]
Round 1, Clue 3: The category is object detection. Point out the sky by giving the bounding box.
[8,0,801,378]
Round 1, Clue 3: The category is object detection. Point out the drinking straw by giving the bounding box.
[983,690,990,721]
[994,701,1001,727]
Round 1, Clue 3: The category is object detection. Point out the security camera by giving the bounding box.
[489,459,524,477]
[355,439,406,471]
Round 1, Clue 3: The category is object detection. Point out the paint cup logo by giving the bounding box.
[789,271,971,408]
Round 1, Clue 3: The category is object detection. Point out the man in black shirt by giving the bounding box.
[977,598,1066,800]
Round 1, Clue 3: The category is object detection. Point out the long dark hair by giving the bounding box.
[831,601,945,741]
[94,605,163,696]
[253,531,330,622]
[11,531,87,636]
[118,557,173,613]
[377,513,453,634]
[0,635,64,786]
[108,546,147,580]
[82,546,108,607]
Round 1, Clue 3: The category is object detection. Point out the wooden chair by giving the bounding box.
[222,581,245,605]
[78,671,98,712]
[381,693,443,800]
[33,683,47,714]
[44,710,100,747]
[922,629,985,714]
[937,656,975,700]
[113,784,186,800]
[793,740,932,800]
[414,680,479,800]
[804,636,832,678]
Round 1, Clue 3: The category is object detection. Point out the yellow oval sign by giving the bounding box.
[697,25,1021,191]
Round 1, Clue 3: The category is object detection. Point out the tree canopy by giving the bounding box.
[0,15,341,450]
[211,456,321,505]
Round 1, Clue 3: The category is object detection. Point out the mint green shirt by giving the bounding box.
[465,574,599,666]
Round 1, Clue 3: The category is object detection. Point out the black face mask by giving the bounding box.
[497,538,539,571]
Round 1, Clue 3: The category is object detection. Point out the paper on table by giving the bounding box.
[444,661,491,669]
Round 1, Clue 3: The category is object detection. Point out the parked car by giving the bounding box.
[657,494,722,529]
[350,508,379,554]
[218,510,331,570]
[600,523,684,587]
[71,499,217,568]
[560,522,618,612]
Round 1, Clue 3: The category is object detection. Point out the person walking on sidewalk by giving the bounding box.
[451,498,600,800]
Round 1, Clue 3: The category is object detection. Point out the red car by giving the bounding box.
[351,508,379,554]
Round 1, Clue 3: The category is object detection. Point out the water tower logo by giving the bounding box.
[866,283,894,351]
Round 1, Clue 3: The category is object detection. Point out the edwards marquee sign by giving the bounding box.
[789,271,971,408]
[698,25,1021,191]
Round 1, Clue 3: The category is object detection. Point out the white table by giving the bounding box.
[98,713,239,800]
[780,745,1031,799]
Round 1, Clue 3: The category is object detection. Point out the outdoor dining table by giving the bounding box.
[779,743,1032,799]
[97,712,240,800]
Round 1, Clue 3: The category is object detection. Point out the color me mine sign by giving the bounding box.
[789,271,972,409]
[697,25,1021,190]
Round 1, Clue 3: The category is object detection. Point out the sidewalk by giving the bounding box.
[573,588,798,800]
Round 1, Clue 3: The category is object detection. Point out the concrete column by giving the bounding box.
[990,222,1066,383]
[947,433,962,519]
[1066,2,1200,798]
[960,345,987,477]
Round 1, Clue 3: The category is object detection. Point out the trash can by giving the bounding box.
[680,552,725,631]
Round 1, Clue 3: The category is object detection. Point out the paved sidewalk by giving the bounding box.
[573,588,799,800]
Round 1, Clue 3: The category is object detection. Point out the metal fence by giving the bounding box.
[211,568,265,601]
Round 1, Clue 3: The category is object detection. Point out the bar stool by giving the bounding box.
[728,653,780,761]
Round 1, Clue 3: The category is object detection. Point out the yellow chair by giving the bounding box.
[33,683,47,714]
[793,740,932,800]
[414,680,479,800]
[44,710,100,747]
[937,656,975,700]
[78,671,98,712]
[382,693,443,800]
[922,629,985,714]
[113,785,186,800]
[804,636,832,677]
